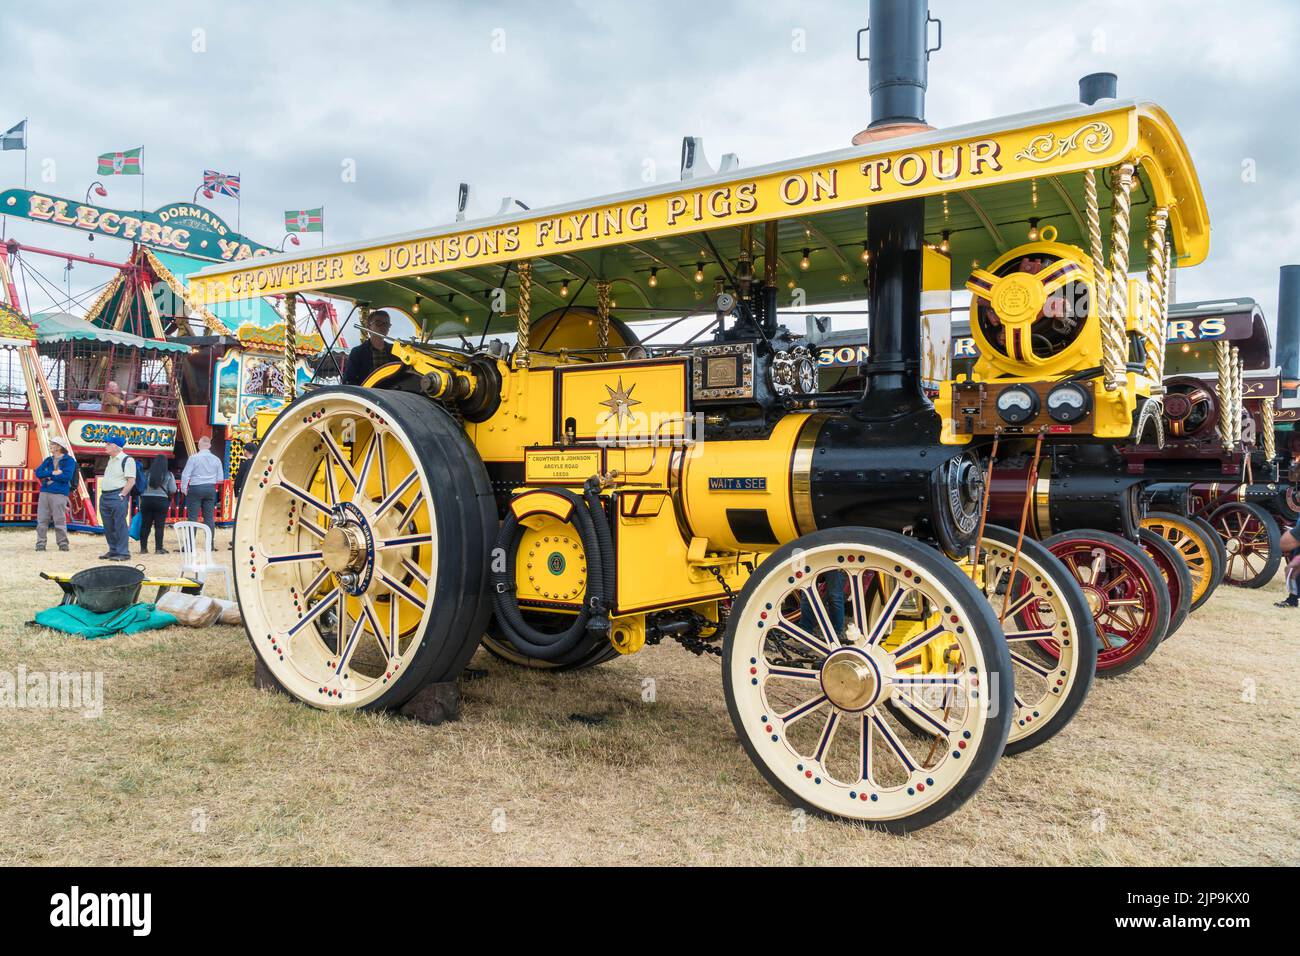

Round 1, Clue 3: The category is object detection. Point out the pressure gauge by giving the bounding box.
[995,384,1039,425]
[1046,382,1090,424]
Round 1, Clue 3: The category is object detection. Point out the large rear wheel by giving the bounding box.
[234,386,497,710]
[722,527,1013,833]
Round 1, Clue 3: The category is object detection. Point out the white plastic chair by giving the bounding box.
[173,521,234,598]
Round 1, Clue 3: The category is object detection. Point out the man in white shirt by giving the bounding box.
[180,435,225,534]
[99,435,136,561]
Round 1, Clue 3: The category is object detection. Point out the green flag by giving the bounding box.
[284,208,324,233]
[97,147,142,175]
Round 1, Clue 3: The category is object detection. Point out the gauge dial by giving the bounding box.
[995,385,1039,424]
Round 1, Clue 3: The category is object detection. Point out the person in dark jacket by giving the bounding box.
[139,455,177,555]
[34,436,76,552]
[342,309,393,385]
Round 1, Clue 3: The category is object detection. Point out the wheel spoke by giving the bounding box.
[776,693,828,726]
[400,557,429,588]
[319,429,359,489]
[377,532,434,552]
[870,712,918,773]
[1004,626,1055,641]
[300,565,333,600]
[889,623,947,659]
[360,594,389,658]
[374,472,418,521]
[770,620,832,658]
[848,570,869,635]
[866,582,908,645]
[859,714,874,785]
[334,609,368,676]
[377,567,426,610]
[812,711,841,761]
[766,665,820,681]
[265,549,325,566]
[1009,650,1052,678]
[278,478,330,514]
[800,584,840,646]
[351,433,380,504]
[287,588,341,637]
[892,693,954,735]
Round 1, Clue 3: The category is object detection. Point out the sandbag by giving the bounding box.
[212,597,242,626]
[157,591,222,627]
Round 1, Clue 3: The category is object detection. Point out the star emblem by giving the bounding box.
[599,376,641,425]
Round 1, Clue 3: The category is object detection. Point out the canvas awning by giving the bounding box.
[31,312,191,353]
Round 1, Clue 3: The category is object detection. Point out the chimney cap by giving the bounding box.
[1079,72,1118,106]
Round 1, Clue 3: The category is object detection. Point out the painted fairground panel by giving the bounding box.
[209,322,321,428]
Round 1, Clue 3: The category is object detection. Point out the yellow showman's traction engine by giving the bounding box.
[189,0,1209,831]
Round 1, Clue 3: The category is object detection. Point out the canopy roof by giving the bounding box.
[189,99,1209,340]
[32,312,191,353]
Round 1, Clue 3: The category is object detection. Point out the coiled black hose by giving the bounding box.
[490,482,613,661]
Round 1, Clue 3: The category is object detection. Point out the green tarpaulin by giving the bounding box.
[34,602,177,639]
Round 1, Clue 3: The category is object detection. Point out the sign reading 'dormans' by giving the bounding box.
[188,109,1138,303]
[0,188,273,261]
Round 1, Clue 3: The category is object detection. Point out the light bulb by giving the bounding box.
[1027,218,1040,242]
[940,230,950,254]
[412,297,421,315]
[648,268,658,288]
[800,248,811,271]
[560,280,569,297]
[695,263,704,283]
[860,243,870,263]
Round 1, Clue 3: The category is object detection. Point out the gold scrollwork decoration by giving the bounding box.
[1015,122,1114,164]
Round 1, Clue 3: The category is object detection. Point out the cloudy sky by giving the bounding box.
[2,0,1298,344]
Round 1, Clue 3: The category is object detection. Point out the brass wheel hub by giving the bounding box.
[1225,538,1242,555]
[1080,584,1105,616]
[323,523,366,574]
[820,647,882,712]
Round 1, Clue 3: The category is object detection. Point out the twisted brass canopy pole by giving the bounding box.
[1102,163,1136,391]
[1142,207,1171,393]
[516,260,532,369]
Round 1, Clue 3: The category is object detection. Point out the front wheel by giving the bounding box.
[1137,528,1193,640]
[1043,530,1170,677]
[722,527,1013,834]
[1140,511,1224,612]
[1209,501,1282,588]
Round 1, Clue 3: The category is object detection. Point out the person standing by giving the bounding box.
[181,435,225,534]
[34,436,76,552]
[342,309,393,385]
[138,456,176,555]
[99,435,136,561]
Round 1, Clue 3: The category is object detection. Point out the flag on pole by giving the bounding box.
[97,147,143,175]
[284,208,324,233]
[202,169,241,198]
[1,120,26,151]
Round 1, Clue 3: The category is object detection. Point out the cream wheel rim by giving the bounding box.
[729,542,994,822]
[235,392,437,708]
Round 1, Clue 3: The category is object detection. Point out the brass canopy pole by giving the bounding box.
[1102,163,1136,391]
[1084,169,1107,330]
[284,294,298,402]
[1142,207,1171,393]
[1215,341,1233,451]
[516,260,532,369]
[1262,398,1276,460]
[596,279,611,361]
[1231,347,1243,445]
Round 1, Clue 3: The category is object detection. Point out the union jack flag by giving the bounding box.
[202,169,241,198]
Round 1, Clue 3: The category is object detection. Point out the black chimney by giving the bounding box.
[866,0,931,128]
[1277,265,1300,385]
[857,0,932,420]
[1078,72,1117,106]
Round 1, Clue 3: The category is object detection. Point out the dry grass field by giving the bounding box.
[0,525,1296,866]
